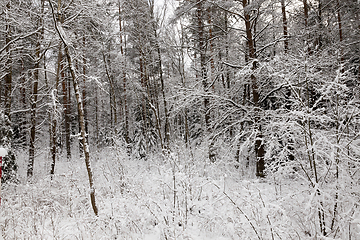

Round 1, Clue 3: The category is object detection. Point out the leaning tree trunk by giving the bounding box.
[50,0,98,216]
[64,44,98,216]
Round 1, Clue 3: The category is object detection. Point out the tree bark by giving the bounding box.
[122,45,129,144]
[55,7,71,160]
[303,0,308,27]
[95,85,99,146]
[62,59,71,159]
[196,0,210,132]
[4,3,12,120]
[150,3,169,149]
[50,43,62,177]
[336,0,344,70]
[118,1,129,144]
[242,0,265,177]
[65,43,98,215]
[28,0,44,178]
[82,37,89,136]
[50,0,98,216]
[196,0,214,161]
[27,60,39,177]
[281,0,289,53]
[179,22,190,147]
[103,53,117,130]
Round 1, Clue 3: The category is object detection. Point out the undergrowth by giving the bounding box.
[1,143,360,239]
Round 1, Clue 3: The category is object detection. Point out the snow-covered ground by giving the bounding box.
[1,145,360,239]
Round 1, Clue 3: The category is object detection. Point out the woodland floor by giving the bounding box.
[1,144,359,240]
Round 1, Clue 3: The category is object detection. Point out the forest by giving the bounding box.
[1,0,360,239]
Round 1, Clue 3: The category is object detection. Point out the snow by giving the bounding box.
[0,148,7,157]
[1,146,359,239]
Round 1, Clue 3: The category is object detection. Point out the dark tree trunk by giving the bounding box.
[242,0,265,177]
[4,3,12,119]
[63,60,71,160]
[50,43,62,177]
[82,37,89,136]
[303,0,308,26]
[118,1,129,144]
[336,0,344,70]
[281,0,289,53]
[196,0,210,132]
[28,0,44,178]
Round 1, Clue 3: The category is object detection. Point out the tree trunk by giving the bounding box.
[50,0,98,216]
[64,43,98,215]
[118,1,129,144]
[50,43,62,177]
[208,7,215,91]
[242,0,265,177]
[28,0,44,178]
[316,0,322,49]
[19,60,27,146]
[28,59,39,178]
[196,0,210,132]
[62,57,71,160]
[1,2,18,183]
[196,0,213,161]
[103,53,116,130]
[95,85,99,146]
[82,37,89,137]
[281,0,289,53]
[149,4,169,149]
[303,0,308,27]
[336,0,344,70]
[179,22,190,147]
[56,7,71,160]
[140,55,148,150]
[4,3,12,119]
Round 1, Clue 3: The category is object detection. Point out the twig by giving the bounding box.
[258,189,275,240]
[212,182,261,240]
[0,28,42,55]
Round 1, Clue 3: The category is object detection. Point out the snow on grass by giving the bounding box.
[1,145,359,239]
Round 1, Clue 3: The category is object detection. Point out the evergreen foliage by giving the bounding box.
[0,111,18,183]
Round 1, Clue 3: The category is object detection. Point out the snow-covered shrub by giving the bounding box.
[0,110,18,183]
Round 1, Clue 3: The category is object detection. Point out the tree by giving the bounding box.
[0,1,20,183]
[49,0,98,216]
[118,0,130,144]
[28,0,46,178]
[281,0,289,53]
[0,111,17,183]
